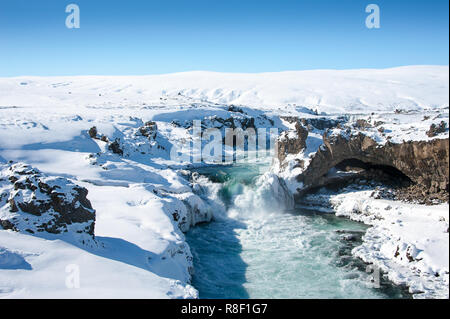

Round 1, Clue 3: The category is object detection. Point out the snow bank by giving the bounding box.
[0,230,197,298]
[0,112,215,298]
[330,191,449,299]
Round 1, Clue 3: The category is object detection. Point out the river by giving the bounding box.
[186,162,410,299]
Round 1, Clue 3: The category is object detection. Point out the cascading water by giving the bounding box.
[186,161,410,299]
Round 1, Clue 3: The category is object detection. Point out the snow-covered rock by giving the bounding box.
[0,162,95,245]
[274,107,449,203]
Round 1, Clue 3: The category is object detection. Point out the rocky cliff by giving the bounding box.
[276,120,309,167]
[276,115,449,204]
[0,162,96,243]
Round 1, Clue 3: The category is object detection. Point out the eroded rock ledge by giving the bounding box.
[300,133,448,198]
[276,117,449,204]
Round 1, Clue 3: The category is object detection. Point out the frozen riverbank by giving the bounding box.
[331,191,449,299]
[297,188,449,299]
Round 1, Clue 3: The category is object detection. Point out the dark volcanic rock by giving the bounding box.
[295,132,449,201]
[353,119,372,130]
[227,105,244,114]
[297,116,346,131]
[108,139,124,156]
[88,126,98,139]
[0,163,96,240]
[138,121,158,140]
[276,120,309,166]
[427,121,448,138]
[174,113,274,131]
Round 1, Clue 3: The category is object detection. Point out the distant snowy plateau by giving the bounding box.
[0,65,448,298]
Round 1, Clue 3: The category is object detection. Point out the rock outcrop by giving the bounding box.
[87,119,169,163]
[0,163,96,241]
[108,139,124,156]
[275,113,449,204]
[295,131,449,201]
[171,110,275,131]
[427,121,448,138]
[138,121,158,140]
[276,120,309,167]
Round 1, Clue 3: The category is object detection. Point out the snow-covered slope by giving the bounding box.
[0,108,218,298]
[0,66,448,114]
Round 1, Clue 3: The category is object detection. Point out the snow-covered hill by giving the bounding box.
[0,66,448,114]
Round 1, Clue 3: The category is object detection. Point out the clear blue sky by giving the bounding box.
[0,0,448,76]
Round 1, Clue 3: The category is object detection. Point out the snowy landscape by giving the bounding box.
[0,65,448,299]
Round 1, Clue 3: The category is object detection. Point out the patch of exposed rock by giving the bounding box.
[89,121,160,157]
[281,116,347,131]
[427,121,448,138]
[138,121,158,140]
[0,162,96,243]
[171,111,274,131]
[87,120,168,163]
[276,120,309,167]
[108,139,124,156]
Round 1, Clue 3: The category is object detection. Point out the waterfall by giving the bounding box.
[186,162,410,299]
[190,164,294,221]
[229,172,295,220]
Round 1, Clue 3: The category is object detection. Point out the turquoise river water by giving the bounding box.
[186,163,410,299]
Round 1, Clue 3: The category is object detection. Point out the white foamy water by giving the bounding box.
[186,164,410,299]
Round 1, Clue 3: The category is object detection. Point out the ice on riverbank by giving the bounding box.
[329,191,449,299]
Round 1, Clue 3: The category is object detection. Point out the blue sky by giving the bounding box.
[0,0,448,76]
